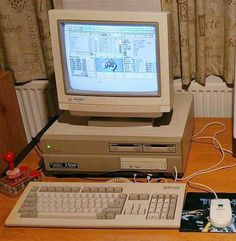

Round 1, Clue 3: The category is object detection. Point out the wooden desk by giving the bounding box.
[1,118,236,241]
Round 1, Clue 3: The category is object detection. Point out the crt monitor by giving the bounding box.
[49,10,173,118]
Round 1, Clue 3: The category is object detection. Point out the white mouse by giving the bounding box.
[209,199,232,228]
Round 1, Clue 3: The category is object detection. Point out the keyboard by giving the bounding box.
[5,181,186,228]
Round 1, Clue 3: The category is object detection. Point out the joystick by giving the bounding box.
[4,152,20,180]
[0,152,41,197]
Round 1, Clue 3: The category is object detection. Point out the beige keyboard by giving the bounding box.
[5,181,185,228]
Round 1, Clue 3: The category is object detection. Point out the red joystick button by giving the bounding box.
[3,152,15,171]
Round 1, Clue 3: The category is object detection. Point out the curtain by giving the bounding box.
[0,0,162,84]
[53,0,161,11]
[161,0,236,85]
[0,0,54,84]
[1,0,235,85]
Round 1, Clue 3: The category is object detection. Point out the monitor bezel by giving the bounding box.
[49,10,173,118]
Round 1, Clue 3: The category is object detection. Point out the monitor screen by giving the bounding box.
[61,22,159,96]
[49,10,173,118]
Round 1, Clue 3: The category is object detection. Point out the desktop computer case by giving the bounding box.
[41,93,194,177]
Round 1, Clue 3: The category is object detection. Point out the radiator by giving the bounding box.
[15,80,56,142]
[174,76,233,118]
[15,77,233,143]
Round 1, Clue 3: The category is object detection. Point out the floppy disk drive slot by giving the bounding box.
[109,144,142,152]
[143,144,176,153]
[109,143,176,153]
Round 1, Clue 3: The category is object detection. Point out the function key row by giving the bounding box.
[33,185,123,193]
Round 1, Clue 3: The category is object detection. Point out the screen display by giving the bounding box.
[61,22,159,96]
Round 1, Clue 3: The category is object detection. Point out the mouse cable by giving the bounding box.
[173,121,234,199]
[175,135,225,182]
[173,166,219,199]
[192,121,232,154]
